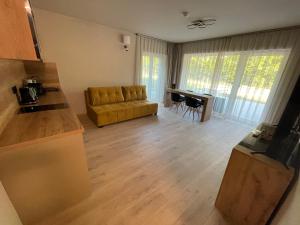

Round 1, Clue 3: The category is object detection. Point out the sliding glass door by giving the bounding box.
[180,49,290,125]
[141,52,167,102]
[180,53,218,93]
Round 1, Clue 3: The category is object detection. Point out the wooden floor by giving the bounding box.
[36,106,252,225]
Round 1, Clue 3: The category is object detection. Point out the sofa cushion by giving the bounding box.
[88,87,124,106]
[90,100,158,126]
[122,85,147,101]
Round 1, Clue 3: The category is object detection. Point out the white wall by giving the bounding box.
[33,8,136,114]
[273,180,300,225]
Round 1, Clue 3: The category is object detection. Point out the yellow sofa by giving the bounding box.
[85,85,158,127]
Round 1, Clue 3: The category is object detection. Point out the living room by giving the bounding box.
[0,1,299,225]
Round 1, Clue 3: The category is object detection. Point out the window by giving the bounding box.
[181,53,218,93]
[141,53,167,102]
[180,49,290,125]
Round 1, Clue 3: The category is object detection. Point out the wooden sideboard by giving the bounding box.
[215,145,294,225]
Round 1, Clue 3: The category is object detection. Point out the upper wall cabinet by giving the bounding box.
[0,0,39,60]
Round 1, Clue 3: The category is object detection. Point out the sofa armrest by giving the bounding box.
[84,90,91,112]
[84,90,98,125]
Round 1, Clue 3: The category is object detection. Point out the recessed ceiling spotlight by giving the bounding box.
[187,18,216,29]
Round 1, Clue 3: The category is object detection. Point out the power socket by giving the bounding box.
[12,85,18,94]
[11,85,21,104]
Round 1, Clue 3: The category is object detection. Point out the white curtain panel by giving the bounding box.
[181,28,300,124]
[135,35,168,102]
[180,49,290,125]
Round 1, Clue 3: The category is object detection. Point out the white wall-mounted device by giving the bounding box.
[122,35,131,51]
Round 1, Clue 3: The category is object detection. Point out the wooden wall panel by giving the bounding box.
[24,61,60,88]
[0,59,27,134]
[0,0,37,60]
[0,59,60,135]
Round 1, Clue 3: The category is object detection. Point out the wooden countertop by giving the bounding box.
[0,91,83,151]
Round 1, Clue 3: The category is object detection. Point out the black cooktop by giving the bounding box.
[18,103,68,114]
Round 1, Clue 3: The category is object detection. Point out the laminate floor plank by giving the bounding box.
[35,106,252,225]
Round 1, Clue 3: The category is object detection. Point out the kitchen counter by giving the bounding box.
[0,89,90,225]
[0,90,83,150]
[0,60,90,225]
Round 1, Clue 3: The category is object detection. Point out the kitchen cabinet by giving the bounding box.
[0,59,91,225]
[216,145,293,225]
[0,0,38,60]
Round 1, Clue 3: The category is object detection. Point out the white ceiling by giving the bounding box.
[31,0,300,42]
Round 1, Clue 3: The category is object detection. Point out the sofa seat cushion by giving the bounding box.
[90,100,158,126]
[122,85,147,101]
[88,87,124,106]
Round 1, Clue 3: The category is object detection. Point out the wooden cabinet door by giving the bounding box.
[215,147,293,225]
[0,0,37,60]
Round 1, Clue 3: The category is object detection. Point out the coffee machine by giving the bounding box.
[19,86,38,104]
[23,78,45,96]
[18,78,44,104]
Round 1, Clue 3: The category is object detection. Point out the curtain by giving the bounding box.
[180,49,290,125]
[164,43,183,103]
[180,28,300,124]
[135,34,168,102]
[166,43,183,89]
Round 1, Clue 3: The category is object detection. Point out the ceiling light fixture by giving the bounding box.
[187,18,216,29]
[181,11,216,29]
